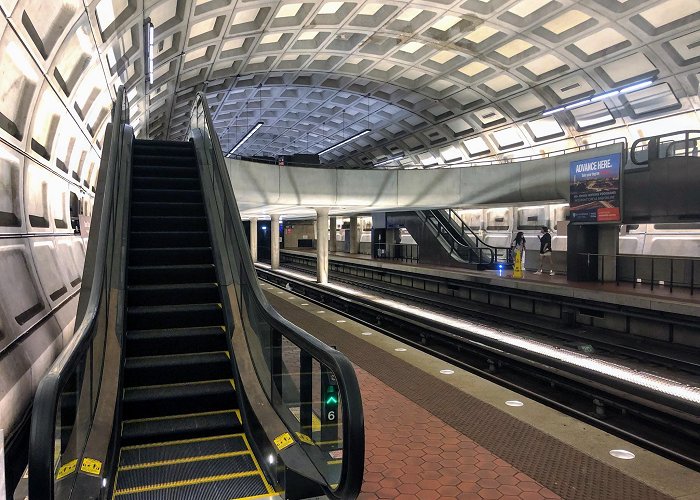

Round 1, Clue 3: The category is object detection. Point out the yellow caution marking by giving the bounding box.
[122,408,238,424]
[126,350,228,360]
[327,459,342,465]
[316,440,342,446]
[114,471,260,496]
[230,494,284,500]
[119,450,251,471]
[80,457,102,476]
[273,433,294,451]
[295,432,313,445]
[241,434,276,495]
[229,378,236,391]
[56,459,77,480]
[121,433,246,451]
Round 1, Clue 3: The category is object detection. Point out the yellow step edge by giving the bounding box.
[121,408,239,425]
[241,434,276,495]
[125,377,234,391]
[231,493,284,500]
[114,471,261,496]
[121,432,246,451]
[119,450,252,471]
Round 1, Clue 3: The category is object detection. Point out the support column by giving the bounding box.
[316,208,329,284]
[598,225,619,282]
[329,216,337,253]
[271,214,280,270]
[249,217,258,263]
[349,216,359,254]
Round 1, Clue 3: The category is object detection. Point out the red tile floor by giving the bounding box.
[355,366,559,500]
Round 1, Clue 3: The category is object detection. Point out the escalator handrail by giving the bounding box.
[442,209,513,261]
[190,92,365,499]
[28,87,129,499]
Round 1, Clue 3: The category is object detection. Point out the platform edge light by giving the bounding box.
[226,122,264,157]
[542,79,653,116]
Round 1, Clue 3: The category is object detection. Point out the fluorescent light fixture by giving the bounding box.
[374,154,404,167]
[619,80,653,94]
[541,107,563,116]
[542,79,654,115]
[565,99,591,110]
[226,122,264,157]
[591,90,619,102]
[319,129,371,155]
[145,20,154,85]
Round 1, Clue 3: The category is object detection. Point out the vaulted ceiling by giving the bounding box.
[3,0,700,171]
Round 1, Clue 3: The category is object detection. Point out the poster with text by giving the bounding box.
[570,153,621,223]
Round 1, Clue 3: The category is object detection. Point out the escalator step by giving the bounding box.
[132,188,203,203]
[119,434,248,468]
[130,202,205,217]
[126,327,227,357]
[124,352,232,387]
[114,472,269,500]
[120,410,242,447]
[132,165,198,178]
[116,453,258,492]
[133,155,196,168]
[129,247,213,267]
[129,231,211,248]
[123,380,236,420]
[126,303,223,330]
[130,216,208,232]
[127,264,217,285]
[133,176,201,191]
[127,283,219,307]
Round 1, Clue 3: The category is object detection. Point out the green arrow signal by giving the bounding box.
[326,395,338,405]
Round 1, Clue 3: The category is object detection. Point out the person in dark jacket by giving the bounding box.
[534,226,554,275]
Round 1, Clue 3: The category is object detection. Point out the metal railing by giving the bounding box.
[190,92,364,499]
[580,253,699,295]
[29,87,131,499]
[373,243,419,263]
[631,130,700,165]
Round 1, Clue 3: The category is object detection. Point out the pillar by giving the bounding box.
[598,225,619,282]
[316,208,329,284]
[270,214,280,270]
[249,217,258,263]
[329,216,337,253]
[349,216,359,254]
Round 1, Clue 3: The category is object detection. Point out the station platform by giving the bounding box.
[280,249,700,320]
[261,282,700,500]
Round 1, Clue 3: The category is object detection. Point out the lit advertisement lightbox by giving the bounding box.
[569,153,622,223]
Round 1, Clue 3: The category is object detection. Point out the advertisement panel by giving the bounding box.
[570,153,622,223]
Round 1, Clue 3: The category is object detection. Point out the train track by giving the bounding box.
[256,264,700,471]
[278,260,700,377]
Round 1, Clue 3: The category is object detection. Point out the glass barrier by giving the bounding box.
[189,94,363,498]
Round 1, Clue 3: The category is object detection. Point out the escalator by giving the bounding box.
[28,88,364,500]
[418,209,511,270]
[112,139,273,498]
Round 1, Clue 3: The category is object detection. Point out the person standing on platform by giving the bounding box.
[511,232,525,278]
[535,226,554,275]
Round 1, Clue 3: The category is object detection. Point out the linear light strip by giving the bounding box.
[319,129,371,155]
[374,154,405,167]
[255,264,700,404]
[542,80,653,116]
[146,21,154,85]
[226,122,264,157]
